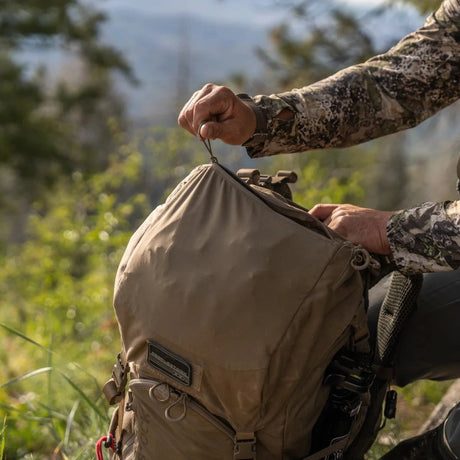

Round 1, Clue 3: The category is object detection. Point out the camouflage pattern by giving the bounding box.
[387,202,460,275]
[244,0,460,274]
[244,0,460,157]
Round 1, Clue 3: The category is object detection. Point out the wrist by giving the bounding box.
[236,93,267,135]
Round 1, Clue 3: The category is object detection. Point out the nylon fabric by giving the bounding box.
[109,163,370,459]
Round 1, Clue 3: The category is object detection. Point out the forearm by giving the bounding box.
[387,201,460,275]
[245,0,460,158]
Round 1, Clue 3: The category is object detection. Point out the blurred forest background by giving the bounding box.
[0,0,458,458]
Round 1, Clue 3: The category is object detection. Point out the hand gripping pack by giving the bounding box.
[101,162,374,460]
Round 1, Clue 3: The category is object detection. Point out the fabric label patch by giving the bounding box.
[147,342,192,386]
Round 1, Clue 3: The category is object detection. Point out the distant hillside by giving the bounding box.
[101,3,424,125]
[17,2,426,126]
[102,9,268,124]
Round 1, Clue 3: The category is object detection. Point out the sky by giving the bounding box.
[93,0,426,121]
[103,0,390,27]
[102,0,424,51]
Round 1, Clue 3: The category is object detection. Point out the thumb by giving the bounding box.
[200,120,244,145]
[199,121,223,140]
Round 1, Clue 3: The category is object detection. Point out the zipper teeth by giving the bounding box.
[214,163,332,240]
[131,378,235,441]
[185,396,236,441]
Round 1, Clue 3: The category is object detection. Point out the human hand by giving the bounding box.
[178,83,256,145]
[310,204,396,255]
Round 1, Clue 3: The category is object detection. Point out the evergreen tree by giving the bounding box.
[256,0,445,211]
[0,0,134,183]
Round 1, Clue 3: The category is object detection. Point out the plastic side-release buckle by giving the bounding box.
[102,353,128,405]
[234,432,257,460]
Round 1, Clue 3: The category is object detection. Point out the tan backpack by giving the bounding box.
[101,161,377,460]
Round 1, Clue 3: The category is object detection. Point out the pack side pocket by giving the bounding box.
[129,378,235,460]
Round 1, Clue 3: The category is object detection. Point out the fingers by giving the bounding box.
[311,203,394,254]
[199,121,221,140]
[310,204,339,222]
[178,83,257,145]
[178,84,213,136]
[178,83,234,137]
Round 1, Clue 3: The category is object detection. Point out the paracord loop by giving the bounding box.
[351,247,371,270]
[164,393,187,422]
[149,381,171,403]
[199,121,218,163]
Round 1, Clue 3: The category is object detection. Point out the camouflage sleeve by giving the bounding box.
[386,201,460,274]
[244,0,460,158]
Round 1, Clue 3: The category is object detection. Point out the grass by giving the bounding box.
[0,313,454,458]
[367,379,454,458]
[1,416,6,460]
[0,323,112,459]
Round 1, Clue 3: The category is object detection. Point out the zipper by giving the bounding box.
[214,163,333,239]
[185,394,236,441]
[130,378,236,442]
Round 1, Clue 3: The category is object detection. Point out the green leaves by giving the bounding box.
[0,126,234,457]
[0,0,134,232]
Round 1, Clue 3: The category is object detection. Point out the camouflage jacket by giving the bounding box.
[244,0,460,274]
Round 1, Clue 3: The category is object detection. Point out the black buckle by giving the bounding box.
[112,353,127,392]
[324,352,374,394]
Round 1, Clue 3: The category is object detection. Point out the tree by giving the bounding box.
[257,3,376,90]
[0,0,134,183]
[396,0,442,13]
[0,124,232,457]
[254,0,448,212]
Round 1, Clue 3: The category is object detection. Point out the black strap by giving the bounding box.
[302,436,348,460]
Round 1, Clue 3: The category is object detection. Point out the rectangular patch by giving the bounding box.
[147,342,192,387]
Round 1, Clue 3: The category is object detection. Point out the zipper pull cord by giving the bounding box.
[199,120,218,164]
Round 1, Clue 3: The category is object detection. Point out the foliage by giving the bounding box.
[0,125,225,458]
[258,3,375,90]
[0,0,134,219]
[367,379,454,458]
[0,0,454,456]
[0,120,452,457]
[394,0,443,14]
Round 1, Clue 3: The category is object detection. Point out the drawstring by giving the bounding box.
[95,434,116,460]
[198,121,218,164]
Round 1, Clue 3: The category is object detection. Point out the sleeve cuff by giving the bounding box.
[386,201,460,275]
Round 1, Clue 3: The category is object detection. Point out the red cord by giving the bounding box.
[95,435,116,460]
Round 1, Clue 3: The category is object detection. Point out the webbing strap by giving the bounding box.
[302,436,348,460]
[115,393,126,455]
[102,351,128,456]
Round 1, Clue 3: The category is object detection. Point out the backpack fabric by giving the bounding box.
[103,162,375,459]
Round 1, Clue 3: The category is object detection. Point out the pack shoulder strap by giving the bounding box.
[376,272,423,366]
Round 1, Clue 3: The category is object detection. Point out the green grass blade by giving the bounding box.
[0,416,6,460]
[64,400,79,447]
[59,372,108,422]
[0,367,52,390]
[0,323,52,354]
[1,322,106,388]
